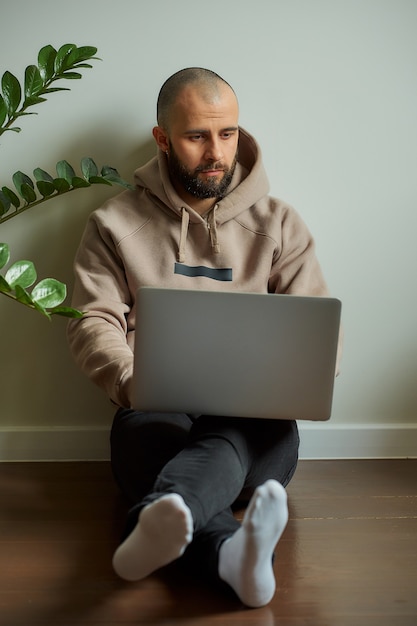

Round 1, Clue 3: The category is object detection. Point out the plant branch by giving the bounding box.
[0,44,100,137]
[0,159,133,224]
[0,43,132,320]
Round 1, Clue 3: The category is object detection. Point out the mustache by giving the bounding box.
[194,162,227,173]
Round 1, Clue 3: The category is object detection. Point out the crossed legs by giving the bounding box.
[110,410,299,607]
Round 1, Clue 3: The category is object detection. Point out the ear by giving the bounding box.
[152,126,169,153]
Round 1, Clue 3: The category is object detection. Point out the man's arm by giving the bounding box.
[67,213,134,408]
[268,203,343,374]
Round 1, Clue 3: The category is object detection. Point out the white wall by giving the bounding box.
[1,0,416,460]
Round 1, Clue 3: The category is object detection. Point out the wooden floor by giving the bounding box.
[0,459,416,626]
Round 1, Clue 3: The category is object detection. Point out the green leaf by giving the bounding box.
[11,173,37,203]
[81,157,98,180]
[101,165,134,189]
[5,260,37,289]
[49,305,84,318]
[101,165,122,182]
[12,171,34,197]
[71,176,91,189]
[31,278,66,308]
[24,65,44,98]
[1,71,21,116]
[67,46,98,65]
[71,63,93,70]
[0,94,7,126]
[14,111,37,119]
[14,285,55,319]
[31,296,51,318]
[3,125,21,134]
[54,44,76,73]
[41,87,70,95]
[33,168,54,183]
[0,190,11,215]
[0,274,12,293]
[0,243,10,269]
[16,285,49,317]
[36,180,55,197]
[2,185,21,209]
[23,95,46,107]
[21,183,37,203]
[53,178,70,193]
[14,284,35,306]
[60,71,82,80]
[56,160,76,183]
[38,45,57,82]
[89,176,112,186]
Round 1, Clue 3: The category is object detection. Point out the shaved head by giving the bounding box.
[157,67,236,130]
[152,68,239,213]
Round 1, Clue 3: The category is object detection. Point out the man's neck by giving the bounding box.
[189,198,217,216]
[173,182,218,216]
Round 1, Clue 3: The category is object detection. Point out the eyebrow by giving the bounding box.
[183,126,239,135]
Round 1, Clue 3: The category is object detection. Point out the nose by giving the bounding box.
[204,137,223,163]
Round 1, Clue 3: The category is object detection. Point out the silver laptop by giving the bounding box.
[132,288,341,421]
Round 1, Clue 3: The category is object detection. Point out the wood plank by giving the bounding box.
[0,460,416,625]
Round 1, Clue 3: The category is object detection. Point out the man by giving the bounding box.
[68,68,334,608]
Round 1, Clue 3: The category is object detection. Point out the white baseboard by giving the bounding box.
[0,423,416,462]
[297,422,417,459]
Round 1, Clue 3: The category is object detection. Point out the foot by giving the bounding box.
[218,479,288,607]
[112,493,193,581]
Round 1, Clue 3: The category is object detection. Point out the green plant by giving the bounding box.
[0,43,133,319]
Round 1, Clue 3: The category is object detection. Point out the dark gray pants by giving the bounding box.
[111,409,299,579]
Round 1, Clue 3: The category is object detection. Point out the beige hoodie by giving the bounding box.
[67,128,333,408]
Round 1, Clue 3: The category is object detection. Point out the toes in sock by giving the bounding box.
[112,493,193,581]
[218,479,288,608]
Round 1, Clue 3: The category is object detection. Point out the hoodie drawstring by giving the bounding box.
[177,205,220,264]
[178,207,190,263]
[207,205,220,254]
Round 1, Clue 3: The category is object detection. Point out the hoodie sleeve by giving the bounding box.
[67,213,134,408]
[269,203,329,297]
[269,203,343,374]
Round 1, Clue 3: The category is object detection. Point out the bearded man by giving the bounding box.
[68,68,336,608]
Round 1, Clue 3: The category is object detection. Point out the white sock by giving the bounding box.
[112,493,193,581]
[218,479,288,608]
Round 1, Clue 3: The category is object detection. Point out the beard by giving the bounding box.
[167,142,237,200]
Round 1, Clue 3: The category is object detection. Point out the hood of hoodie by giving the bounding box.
[133,127,270,227]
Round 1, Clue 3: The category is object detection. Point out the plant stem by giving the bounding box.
[0,194,61,224]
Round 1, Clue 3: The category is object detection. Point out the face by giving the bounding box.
[167,139,237,200]
[154,84,239,207]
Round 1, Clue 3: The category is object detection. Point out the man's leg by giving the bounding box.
[110,408,194,505]
[218,479,289,607]
[180,417,298,606]
[112,415,251,580]
[112,492,194,581]
[112,413,299,607]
